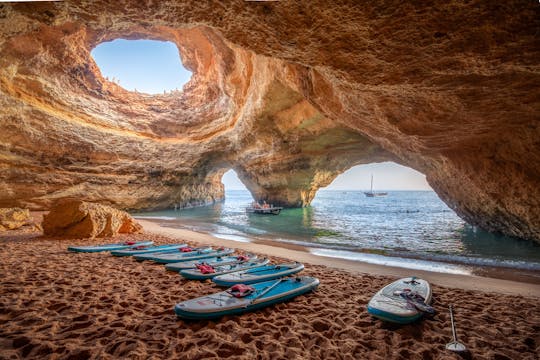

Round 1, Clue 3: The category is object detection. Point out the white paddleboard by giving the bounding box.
[367,276,432,324]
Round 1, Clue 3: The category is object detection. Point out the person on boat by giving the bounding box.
[262,201,270,209]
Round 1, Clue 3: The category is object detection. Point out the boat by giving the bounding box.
[174,276,320,320]
[134,247,234,263]
[367,276,434,324]
[179,258,270,280]
[364,174,388,197]
[68,240,154,253]
[165,254,258,271]
[246,201,283,215]
[110,243,187,257]
[212,262,305,287]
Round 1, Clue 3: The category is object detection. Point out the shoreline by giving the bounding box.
[134,212,540,282]
[139,219,540,297]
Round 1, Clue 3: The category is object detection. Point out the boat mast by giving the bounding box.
[371,174,374,193]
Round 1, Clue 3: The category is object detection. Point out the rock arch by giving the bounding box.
[0,1,538,242]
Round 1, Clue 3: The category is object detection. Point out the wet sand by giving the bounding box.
[1,226,539,359]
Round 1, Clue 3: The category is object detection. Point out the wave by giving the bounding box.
[308,248,473,275]
[133,216,178,220]
[230,235,540,272]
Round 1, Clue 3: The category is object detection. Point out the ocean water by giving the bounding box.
[135,190,540,275]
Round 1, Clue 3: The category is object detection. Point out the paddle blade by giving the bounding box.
[446,341,467,352]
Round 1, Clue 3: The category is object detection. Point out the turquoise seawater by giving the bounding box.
[135,190,540,274]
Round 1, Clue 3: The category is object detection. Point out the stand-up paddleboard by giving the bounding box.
[212,262,304,287]
[165,254,258,271]
[367,276,434,324]
[179,258,270,280]
[135,247,234,263]
[111,244,187,257]
[68,240,153,253]
[174,276,320,320]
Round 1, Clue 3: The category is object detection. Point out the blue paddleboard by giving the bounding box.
[164,254,258,271]
[68,240,154,253]
[212,262,304,287]
[110,243,187,257]
[134,247,234,263]
[179,258,270,280]
[174,276,319,320]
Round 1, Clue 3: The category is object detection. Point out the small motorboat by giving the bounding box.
[165,254,258,271]
[179,258,269,280]
[134,247,234,263]
[212,262,304,287]
[110,244,187,257]
[68,240,154,253]
[246,206,283,215]
[246,201,283,215]
[174,276,320,320]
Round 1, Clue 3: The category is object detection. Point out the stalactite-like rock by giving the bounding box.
[0,1,538,242]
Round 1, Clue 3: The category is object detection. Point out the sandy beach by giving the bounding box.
[1,222,539,359]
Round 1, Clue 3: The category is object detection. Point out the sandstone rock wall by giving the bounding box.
[42,200,142,238]
[0,1,538,241]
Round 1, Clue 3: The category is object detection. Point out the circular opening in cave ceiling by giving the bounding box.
[91,39,192,95]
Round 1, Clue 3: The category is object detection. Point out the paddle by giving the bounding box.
[247,278,284,306]
[446,305,467,352]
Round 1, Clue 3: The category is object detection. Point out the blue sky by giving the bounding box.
[91,40,431,191]
[91,39,192,94]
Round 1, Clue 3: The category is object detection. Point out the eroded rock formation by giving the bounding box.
[0,208,31,231]
[43,200,142,238]
[0,1,538,241]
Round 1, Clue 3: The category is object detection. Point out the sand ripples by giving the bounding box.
[1,233,539,359]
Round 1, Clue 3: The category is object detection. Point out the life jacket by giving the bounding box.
[236,255,249,261]
[196,263,215,274]
[227,284,255,298]
[123,241,136,245]
[180,247,193,252]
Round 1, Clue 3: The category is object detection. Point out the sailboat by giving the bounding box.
[364,175,388,197]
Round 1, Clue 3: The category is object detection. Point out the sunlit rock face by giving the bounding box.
[0,1,538,242]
